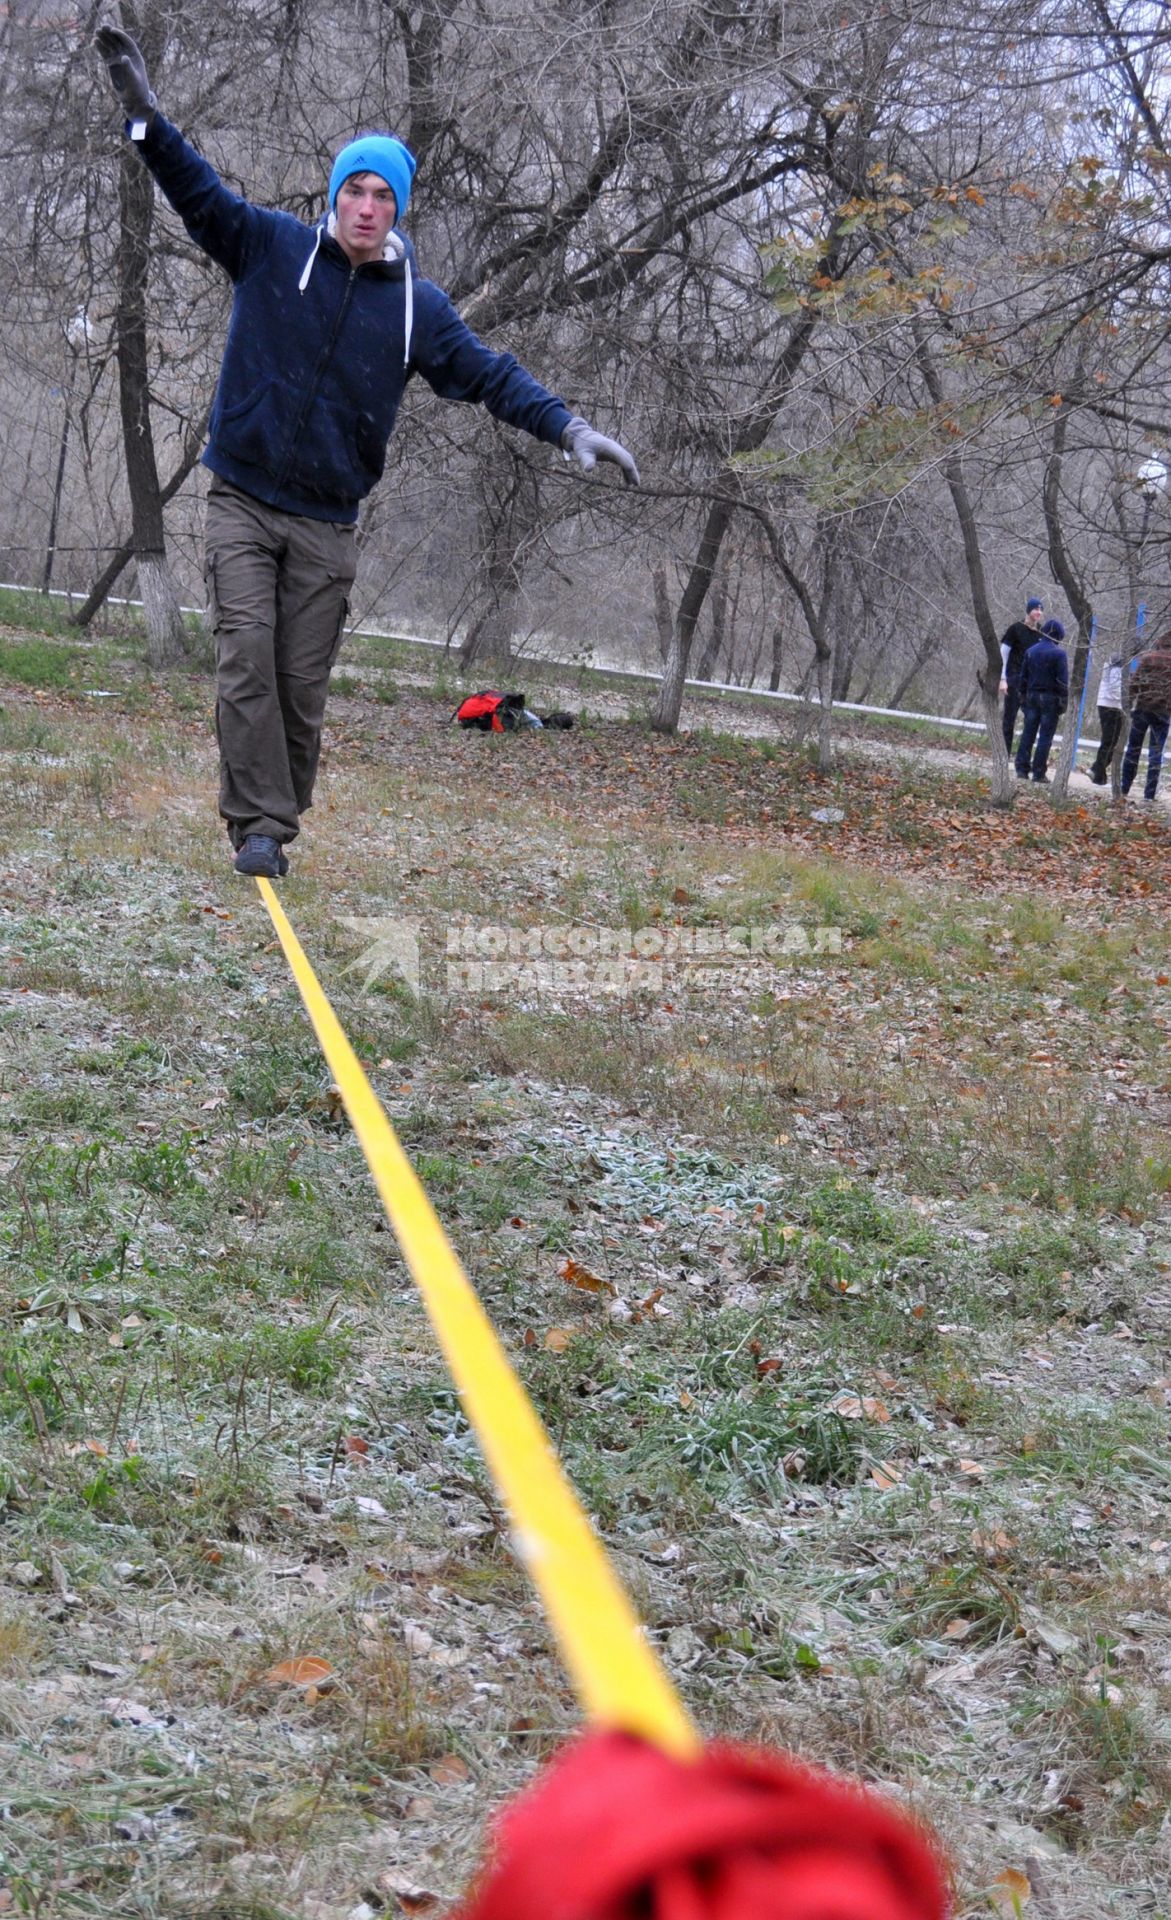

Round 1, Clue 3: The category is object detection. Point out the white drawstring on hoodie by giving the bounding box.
[298,213,413,365]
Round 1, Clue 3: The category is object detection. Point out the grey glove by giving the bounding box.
[95,25,157,122]
[561,415,640,487]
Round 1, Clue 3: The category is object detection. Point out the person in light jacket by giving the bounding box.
[1087,653,1124,785]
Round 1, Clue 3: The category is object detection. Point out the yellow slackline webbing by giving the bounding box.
[255,878,698,1759]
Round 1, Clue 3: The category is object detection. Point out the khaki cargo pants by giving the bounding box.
[204,476,358,848]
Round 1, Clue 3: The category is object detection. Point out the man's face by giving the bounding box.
[334,172,397,265]
[1026,605,1044,629]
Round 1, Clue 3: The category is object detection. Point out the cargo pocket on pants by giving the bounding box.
[329,595,351,670]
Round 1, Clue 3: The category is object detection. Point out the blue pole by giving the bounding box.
[1071,614,1096,770]
[1136,601,1146,633]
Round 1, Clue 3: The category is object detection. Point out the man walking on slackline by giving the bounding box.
[96,26,638,879]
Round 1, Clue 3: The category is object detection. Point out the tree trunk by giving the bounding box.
[651,290,830,733]
[767,618,784,692]
[815,640,835,772]
[461,599,517,669]
[460,449,538,671]
[70,406,210,630]
[42,349,80,594]
[696,561,727,682]
[914,323,1013,805]
[888,652,925,709]
[653,564,673,664]
[115,129,187,667]
[653,492,737,730]
[1042,400,1095,802]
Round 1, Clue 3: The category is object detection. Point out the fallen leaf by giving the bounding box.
[870,1462,902,1490]
[378,1873,441,1916]
[988,1867,1031,1912]
[828,1390,888,1420]
[958,1458,986,1477]
[300,1564,330,1594]
[558,1257,616,1298]
[344,1434,369,1457]
[543,1327,573,1352]
[102,1696,166,1727]
[264,1656,335,1692]
[943,1617,974,1640]
[428,1751,471,1786]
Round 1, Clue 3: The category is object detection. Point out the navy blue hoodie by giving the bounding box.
[1019,634,1069,704]
[132,117,573,523]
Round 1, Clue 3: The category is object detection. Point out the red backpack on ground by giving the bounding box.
[454,690,526,732]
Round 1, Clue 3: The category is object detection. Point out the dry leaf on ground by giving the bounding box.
[264,1656,335,1694]
[988,1867,1031,1912]
[558,1257,616,1297]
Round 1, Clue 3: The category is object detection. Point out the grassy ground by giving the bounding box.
[1,636,1170,1919]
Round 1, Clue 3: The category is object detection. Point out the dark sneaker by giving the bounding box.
[1032,775,1050,785]
[234,834,289,878]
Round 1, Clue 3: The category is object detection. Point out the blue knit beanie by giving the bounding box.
[1026,596,1044,612]
[329,134,416,219]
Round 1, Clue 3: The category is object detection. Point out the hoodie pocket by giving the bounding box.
[215,380,283,472]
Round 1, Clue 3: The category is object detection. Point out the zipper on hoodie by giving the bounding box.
[273,263,359,498]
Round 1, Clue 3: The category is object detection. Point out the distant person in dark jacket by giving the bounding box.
[999,596,1045,756]
[1087,653,1124,785]
[1015,618,1069,784]
[1120,630,1171,801]
[96,27,638,879]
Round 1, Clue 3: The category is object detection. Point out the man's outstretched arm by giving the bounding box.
[95,24,274,282]
[412,282,639,485]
